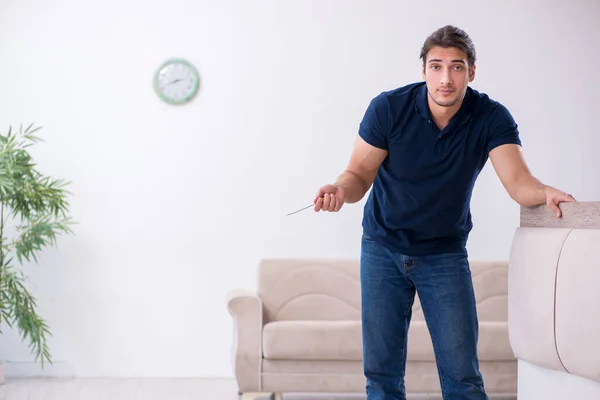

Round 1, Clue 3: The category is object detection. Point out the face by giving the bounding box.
[421,46,475,108]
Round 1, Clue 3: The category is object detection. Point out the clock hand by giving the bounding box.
[167,78,183,85]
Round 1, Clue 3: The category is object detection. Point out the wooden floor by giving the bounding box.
[0,378,516,400]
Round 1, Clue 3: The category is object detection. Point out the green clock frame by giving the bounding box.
[153,58,200,105]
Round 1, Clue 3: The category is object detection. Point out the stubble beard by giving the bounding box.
[428,89,464,108]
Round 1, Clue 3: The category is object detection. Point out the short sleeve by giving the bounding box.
[486,103,522,154]
[358,93,390,150]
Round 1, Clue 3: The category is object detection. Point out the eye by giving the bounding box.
[430,65,440,71]
[453,65,464,71]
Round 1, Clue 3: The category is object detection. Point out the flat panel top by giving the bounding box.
[521,201,600,229]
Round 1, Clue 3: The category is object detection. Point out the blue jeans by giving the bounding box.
[360,234,487,400]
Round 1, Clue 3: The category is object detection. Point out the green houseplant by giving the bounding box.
[0,124,74,374]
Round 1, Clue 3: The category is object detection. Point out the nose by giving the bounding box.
[441,69,453,86]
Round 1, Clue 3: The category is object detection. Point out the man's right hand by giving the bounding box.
[313,184,346,212]
[311,134,387,212]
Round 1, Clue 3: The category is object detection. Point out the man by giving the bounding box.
[313,25,575,400]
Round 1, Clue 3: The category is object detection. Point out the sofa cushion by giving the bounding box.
[262,319,514,362]
[407,321,515,361]
[257,260,361,323]
[263,320,362,361]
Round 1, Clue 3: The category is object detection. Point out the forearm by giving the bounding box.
[509,174,548,206]
[334,170,370,204]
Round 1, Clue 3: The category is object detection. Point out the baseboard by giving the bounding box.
[2,361,76,378]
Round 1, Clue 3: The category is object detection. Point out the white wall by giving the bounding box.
[0,0,598,378]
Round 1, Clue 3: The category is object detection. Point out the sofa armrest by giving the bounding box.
[226,289,263,392]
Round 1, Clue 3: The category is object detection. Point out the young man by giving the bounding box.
[313,25,575,400]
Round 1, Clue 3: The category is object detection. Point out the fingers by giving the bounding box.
[562,193,576,202]
[323,193,337,211]
[321,193,330,210]
[549,192,577,218]
[313,195,331,212]
[548,201,561,218]
[313,184,345,213]
[330,194,339,212]
[314,189,325,204]
[313,196,323,211]
[314,193,343,212]
[549,202,562,218]
[326,193,344,212]
[314,192,323,203]
[333,195,342,212]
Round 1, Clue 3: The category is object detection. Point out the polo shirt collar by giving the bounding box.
[415,83,474,125]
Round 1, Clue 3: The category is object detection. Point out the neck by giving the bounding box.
[427,96,463,123]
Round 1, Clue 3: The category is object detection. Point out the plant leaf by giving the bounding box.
[0,123,73,368]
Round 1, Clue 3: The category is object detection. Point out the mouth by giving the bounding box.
[438,88,454,95]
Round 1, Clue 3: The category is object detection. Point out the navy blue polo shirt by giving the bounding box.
[359,81,521,256]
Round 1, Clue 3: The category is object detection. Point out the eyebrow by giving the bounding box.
[428,59,466,64]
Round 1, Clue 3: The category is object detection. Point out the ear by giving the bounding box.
[421,63,426,80]
[469,64,476,82]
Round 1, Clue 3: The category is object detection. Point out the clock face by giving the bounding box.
[153,58,200,105]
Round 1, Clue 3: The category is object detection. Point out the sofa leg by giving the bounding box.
[241,393,273,400]
[272,393,283,400]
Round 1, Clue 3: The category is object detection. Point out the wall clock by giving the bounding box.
[153,58,200,105]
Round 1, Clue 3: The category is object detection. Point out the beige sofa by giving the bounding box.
[227,257,517,399]
[508,202,600,400]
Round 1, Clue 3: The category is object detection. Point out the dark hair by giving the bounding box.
[420,25,476,68]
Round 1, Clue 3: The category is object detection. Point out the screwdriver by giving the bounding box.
[286,197,325,216]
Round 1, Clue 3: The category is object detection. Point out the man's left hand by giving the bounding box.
[545,186,576,218]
